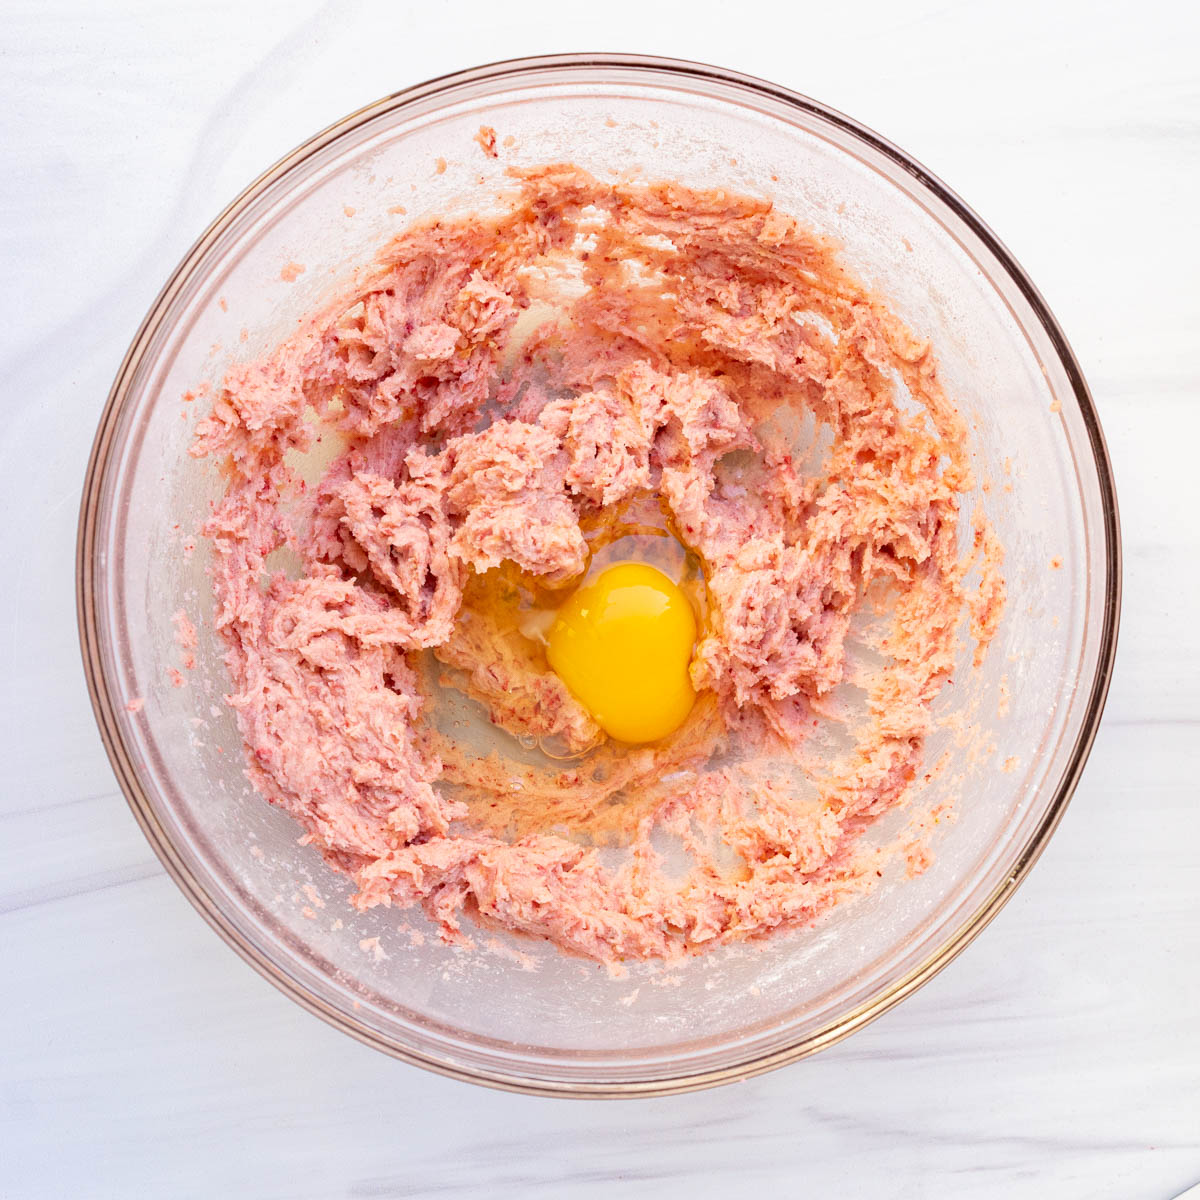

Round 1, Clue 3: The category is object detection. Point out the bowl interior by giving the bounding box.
[83,60,1115,1091]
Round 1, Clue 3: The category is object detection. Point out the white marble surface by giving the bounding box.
[3,1,1198,1195]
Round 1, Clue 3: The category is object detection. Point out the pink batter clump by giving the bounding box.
[192,166,1004,963]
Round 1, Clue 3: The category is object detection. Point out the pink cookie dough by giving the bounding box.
[192,165,1005,964]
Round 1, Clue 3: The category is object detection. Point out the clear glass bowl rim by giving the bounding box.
[76,52,1122,1098]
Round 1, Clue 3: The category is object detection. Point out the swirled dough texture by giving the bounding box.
[194,166,1004,964]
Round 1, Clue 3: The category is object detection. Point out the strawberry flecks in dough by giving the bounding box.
[193,165,1005,964]
[538,386,654,508]
[307,259,518,442]
[359,936,387,962]
[333,471,466,648]
[280,261,306,283]
[474,125,499,158]
[172,609,198,671]
[438,421,588,583]
[904,841,934,878]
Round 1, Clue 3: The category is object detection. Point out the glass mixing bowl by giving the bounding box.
[77,55,1120,1096]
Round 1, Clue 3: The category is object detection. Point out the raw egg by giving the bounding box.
[546,562,697,744]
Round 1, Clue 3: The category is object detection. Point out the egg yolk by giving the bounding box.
[546,562,697,744]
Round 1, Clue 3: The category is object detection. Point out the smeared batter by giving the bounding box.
[193,165,1005,963]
